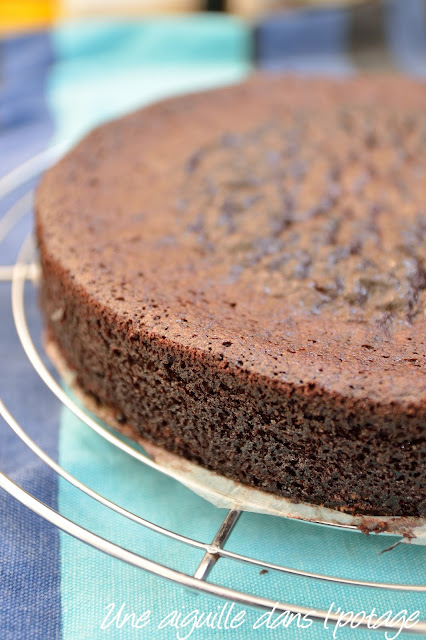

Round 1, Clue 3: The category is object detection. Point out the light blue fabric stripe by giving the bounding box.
[48,16,251,146]
[58,402,425,640]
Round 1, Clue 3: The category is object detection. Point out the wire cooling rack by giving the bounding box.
[0,149,425,636]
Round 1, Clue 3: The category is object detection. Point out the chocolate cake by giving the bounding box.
[35,75,426,518]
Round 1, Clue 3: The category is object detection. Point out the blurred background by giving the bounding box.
[1,0,425,171]
[2,0,426,25]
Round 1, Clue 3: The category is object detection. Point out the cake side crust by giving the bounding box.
[44,333,426,541]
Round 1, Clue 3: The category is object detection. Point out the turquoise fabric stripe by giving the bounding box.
[47,16,425,640]
[58,403,425,640]
[47,16,251,146]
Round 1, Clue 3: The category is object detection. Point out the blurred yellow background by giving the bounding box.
[0,1,56,33]
[0,0,200,33]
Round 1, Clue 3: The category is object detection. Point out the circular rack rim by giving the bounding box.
[0,149,425,636]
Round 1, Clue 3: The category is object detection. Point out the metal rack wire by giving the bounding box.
[0,149,425,636]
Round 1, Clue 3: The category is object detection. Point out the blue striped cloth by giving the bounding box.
[1,4,425,639]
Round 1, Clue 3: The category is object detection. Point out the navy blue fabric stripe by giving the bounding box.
[254,7,353,74]
[0,34,55,171]
[0,33,62,640]
[254,0,426,75]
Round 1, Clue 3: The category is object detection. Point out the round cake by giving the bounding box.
[36,74,425,518]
